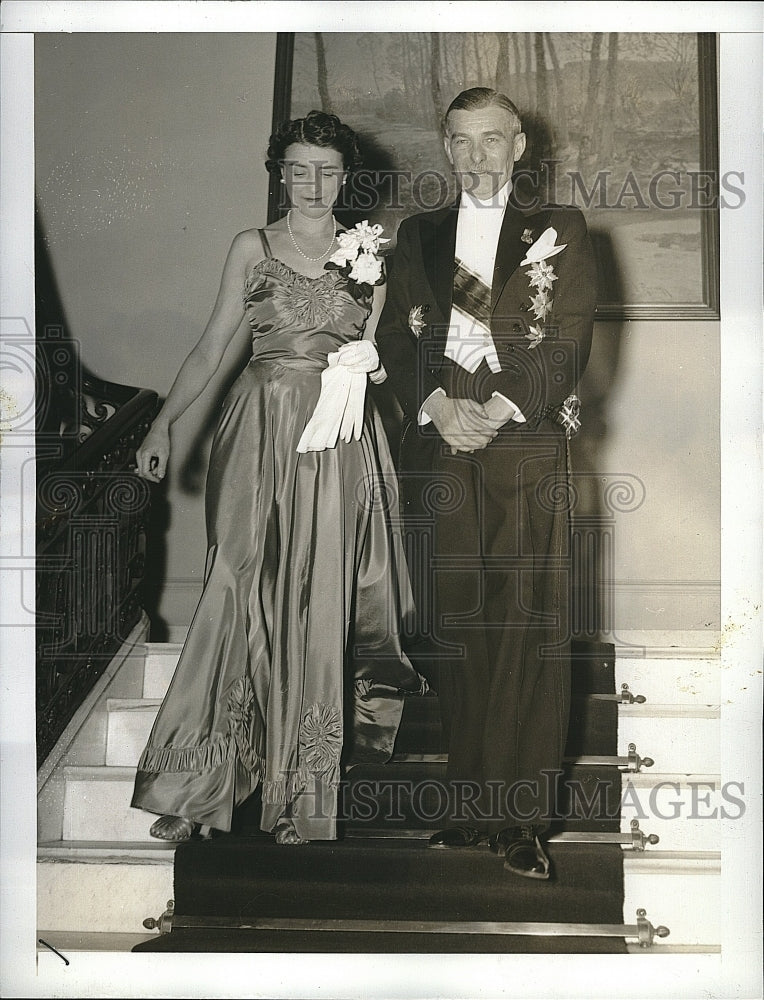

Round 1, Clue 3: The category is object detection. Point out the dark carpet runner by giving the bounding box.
[136,930,628,954]
[135,641,627,953]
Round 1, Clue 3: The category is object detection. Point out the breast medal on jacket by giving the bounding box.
[405,201,592,431]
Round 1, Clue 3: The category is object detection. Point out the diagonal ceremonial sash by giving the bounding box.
[446,258,501,373]
[452,259,582,438]
[452,257,492,332]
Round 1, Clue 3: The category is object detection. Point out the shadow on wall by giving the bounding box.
[518,113,629,640]
[570,227,624,641]
[35,207,172,641]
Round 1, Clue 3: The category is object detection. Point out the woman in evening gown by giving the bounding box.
[131,111,423,845]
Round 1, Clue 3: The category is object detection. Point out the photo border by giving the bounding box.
[0,5,761,1000]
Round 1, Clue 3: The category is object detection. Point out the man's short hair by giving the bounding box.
[443,88,522,134]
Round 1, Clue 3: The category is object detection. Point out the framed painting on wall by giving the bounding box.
[269,31,719,320]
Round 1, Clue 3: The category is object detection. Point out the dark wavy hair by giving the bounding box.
[265,110,363,175]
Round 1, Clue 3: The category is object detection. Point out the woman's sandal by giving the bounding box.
[149,815,199,841]
[273,817,309,846]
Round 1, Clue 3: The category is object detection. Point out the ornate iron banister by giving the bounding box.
[36,358,158,765]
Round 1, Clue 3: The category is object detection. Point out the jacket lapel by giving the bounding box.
[416,199,554,326]
[491,205,552,311]
[421,203,458,323]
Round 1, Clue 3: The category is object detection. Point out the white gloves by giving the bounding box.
[296,341,386,454]
[296,360,355,453]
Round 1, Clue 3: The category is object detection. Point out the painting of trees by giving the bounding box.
[295,31,700,168]
[284,31,716,314]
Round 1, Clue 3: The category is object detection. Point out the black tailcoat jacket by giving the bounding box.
[376,199,597,831]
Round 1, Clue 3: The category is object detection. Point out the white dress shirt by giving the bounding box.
[419,181,525,426]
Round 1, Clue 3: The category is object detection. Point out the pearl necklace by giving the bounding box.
[286,210,336,261]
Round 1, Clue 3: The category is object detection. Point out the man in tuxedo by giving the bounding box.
[375,88,597,879]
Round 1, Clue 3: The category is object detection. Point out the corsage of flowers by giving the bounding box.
[520,227,567,349]
[325,220,389,300]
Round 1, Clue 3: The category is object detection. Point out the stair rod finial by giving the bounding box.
[629,819,660,850]
[627,743,654,771]
[636,909,670,947]
[143,899,175,934]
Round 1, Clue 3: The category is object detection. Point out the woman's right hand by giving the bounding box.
[136,422,171,482]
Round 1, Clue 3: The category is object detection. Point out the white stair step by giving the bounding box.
[622,852,720,947]
[106,694,721,783]
[617,708,719,773]
[143,644,722,705]
[142,642,183,698]
[38,839,177,862]
[618,773,723,852]
[37,853,174,933]
[62,766,157,842]
[109,696,721,770]
[105,699,161,766]
[39,638,722,950]
[62,762,724,854]
[614,656,720,704]
[36,931,158,953]
[36,840,718,946]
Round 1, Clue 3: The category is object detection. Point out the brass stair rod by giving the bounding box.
[144,904,669,947]
[549,820,659,850]
[350,821,659,850]
[588,683,646,704]
[393,744,654,772]
[566,744,654,771]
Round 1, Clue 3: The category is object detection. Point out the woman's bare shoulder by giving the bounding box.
[231,227,268,252]
[229,226,271,272]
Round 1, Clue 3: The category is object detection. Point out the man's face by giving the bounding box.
[443,106,526,200]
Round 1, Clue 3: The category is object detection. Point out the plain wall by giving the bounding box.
[35,32,278,632]
[34,32,720,645]
[591,318,719,637]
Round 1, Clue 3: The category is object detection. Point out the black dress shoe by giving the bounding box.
[428,826,483,849]
[487,827,515,855]
[495,826,551,880]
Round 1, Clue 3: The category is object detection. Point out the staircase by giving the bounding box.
[37,629,722,953]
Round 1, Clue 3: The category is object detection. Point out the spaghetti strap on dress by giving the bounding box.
[132,234,423,840]
[258,228,272,257]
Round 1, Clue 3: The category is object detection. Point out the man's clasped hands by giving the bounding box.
[424,392,517,454]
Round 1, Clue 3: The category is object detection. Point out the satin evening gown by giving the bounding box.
[132,235,423,840]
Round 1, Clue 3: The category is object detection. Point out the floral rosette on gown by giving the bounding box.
[132,232,424,841]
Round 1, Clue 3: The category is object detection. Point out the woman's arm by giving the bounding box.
[362,270,387,343]
[136,230,259,481]
[362,264,388,383]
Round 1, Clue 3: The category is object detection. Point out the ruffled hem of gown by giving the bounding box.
[137,673,260,774]
[135,674,428,789]
[136,750,337,805]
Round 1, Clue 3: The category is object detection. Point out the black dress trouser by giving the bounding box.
[400,361,573,833]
